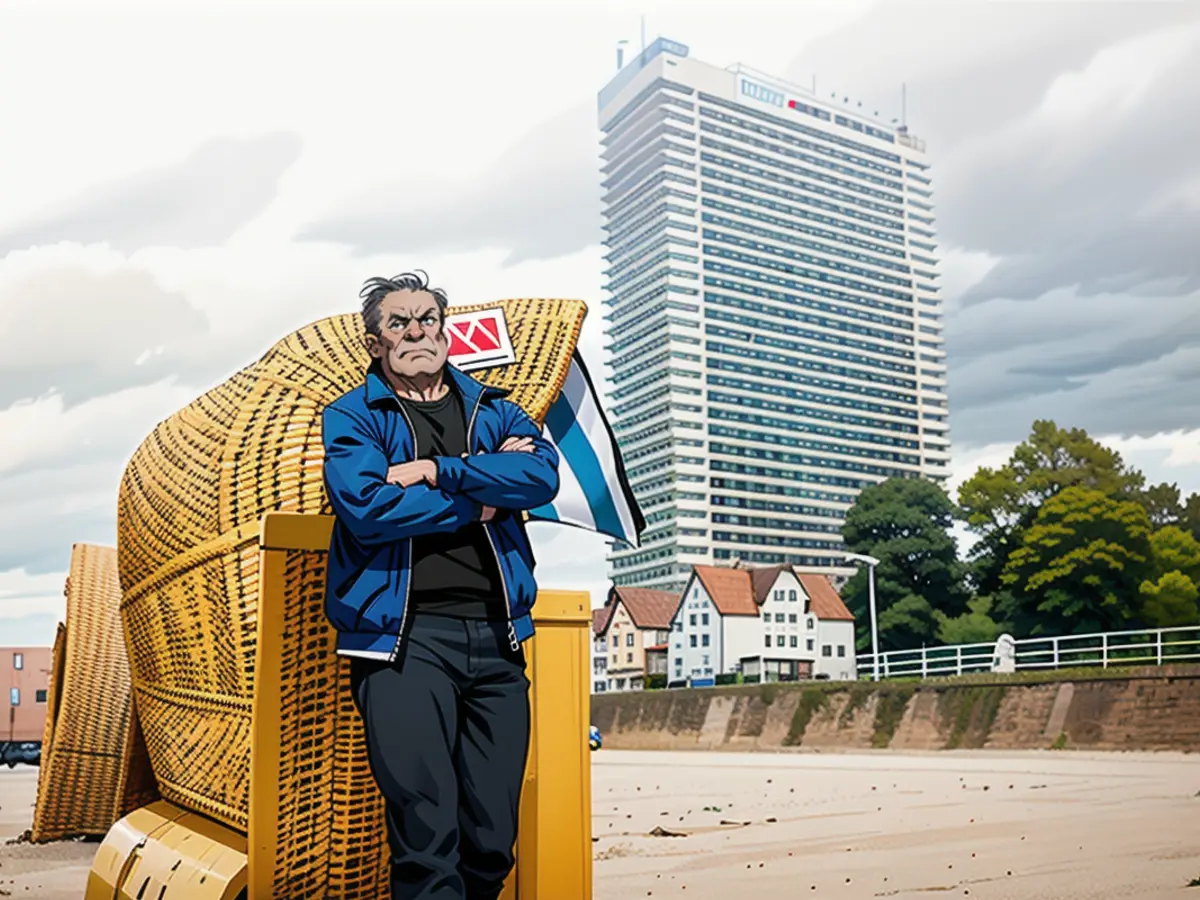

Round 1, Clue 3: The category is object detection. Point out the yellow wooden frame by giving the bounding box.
[248,512,593,899]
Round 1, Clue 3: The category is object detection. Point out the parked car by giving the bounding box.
[589,725,602,751]
[0,741,41,767]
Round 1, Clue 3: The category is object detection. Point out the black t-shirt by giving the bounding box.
[400,383,506,620]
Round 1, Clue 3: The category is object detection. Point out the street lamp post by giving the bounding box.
[843,553,881,682]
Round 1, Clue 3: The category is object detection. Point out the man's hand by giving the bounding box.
[386,460,437,488]
[498,436,534,453]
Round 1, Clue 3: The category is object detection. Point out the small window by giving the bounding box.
[36,689,48,703]
[764,635,771,647]
[13,653,23,670]
[789,590,797,602]
[626,633,634,647]
[807,639,814,651]
[690,635,698,648]
[610,635,618,648]
[612,654,617,664]
[690,614,697,627]
[837,645,846,658]
[807,617,815,629]
[9,688,18,706]
[702,634,710,647]
[790,636,798,648]
[626,653,633,663]
[703,655,710,666]
[788,614,797,624]
[822,645,832,657]
[774,613,784,623]
[776,635,785,647]
[701,613,709,626]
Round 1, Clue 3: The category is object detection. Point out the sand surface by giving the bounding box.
[0,768,97,898]
[3,749,1199,898]
[591,749,1200,899]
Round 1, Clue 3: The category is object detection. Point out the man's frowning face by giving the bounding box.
[366,289,449,379]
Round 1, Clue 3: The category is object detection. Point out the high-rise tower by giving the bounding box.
[599,38,949,591]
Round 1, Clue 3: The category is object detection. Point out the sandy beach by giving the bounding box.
[2,748,1198,898]
[591,749,1200,899]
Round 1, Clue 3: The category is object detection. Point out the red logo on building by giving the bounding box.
[444,308,518,372]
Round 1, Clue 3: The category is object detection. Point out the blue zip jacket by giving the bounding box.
[321,363,560,659]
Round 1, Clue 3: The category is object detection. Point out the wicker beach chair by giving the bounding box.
[31,543,134,842]
[95,299,594,899]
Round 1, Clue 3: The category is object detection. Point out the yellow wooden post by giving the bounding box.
[247,514,593,899]
[502,589,594,900]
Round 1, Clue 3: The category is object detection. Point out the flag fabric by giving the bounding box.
[527,352,645,548]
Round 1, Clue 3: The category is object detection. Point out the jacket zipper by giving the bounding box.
[388,403,419,664]
[466,390,519,652]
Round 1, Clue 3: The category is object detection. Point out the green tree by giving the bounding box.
[841,477,971,651]
[1139,571,1200,627]
[1146,526,1200,584]
[1137,525,1200,628]
[935,595,1005,645]
[876,595,940,651]
[959,420,1146,595]
[999,486,1153,636]
[1183,493,1200,542]
[1139,482,1183,528]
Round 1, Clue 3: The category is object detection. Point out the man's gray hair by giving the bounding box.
[359,271,449,336]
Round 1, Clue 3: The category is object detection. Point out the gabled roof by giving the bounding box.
[798,573,855,621]
[749,564,789,603]
[609,587,681,630]
[692,565,759,616]
[592,607,609,636]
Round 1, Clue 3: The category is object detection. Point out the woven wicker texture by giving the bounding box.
[31,544,132,842]
[269,548,389,896]
[115,299,586,855]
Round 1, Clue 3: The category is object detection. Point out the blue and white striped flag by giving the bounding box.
[528,352,645,548]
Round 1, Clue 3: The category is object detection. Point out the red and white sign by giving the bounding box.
[444,308,517,372]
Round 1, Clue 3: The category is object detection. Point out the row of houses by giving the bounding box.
[592,563,858,692]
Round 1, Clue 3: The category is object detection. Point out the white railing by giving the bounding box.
[855,625,1200,680]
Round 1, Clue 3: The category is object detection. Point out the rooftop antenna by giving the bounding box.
[640,14,646,52]
[616,39,629,70]
[901,82,908,128]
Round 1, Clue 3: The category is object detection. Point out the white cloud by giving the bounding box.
[1038,22,1200,124]
[0,380,197,475]
[0,568,66,617]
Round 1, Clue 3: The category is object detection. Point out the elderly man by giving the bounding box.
[321,271,559,900]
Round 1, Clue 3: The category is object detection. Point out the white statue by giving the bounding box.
[991,633,1017,674]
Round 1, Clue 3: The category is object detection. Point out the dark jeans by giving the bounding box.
[349,613,531,900]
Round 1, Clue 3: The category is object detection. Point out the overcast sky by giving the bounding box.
[2,0,1199,645]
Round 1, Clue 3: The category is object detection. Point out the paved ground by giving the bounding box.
[0,768,96,897]
[591,749,1200,899]
[2,749,1199,898]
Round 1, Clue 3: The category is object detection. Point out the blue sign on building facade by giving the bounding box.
[739,78,785,108]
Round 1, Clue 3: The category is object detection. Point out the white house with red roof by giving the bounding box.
[668,563,857,685]
[594,586,683,693]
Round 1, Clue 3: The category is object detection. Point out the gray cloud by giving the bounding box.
[299,104,601,266]
[946,285,1200,441]
[782,2,1200,446]
[952,343,1200,446]
[0,461,118,574]
[0,132,303,255]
